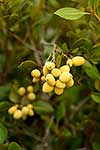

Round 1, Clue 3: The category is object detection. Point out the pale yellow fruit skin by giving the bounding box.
[22,106,29,115]
[31,69,41,78]
[42,82,54,93]
[13,110,22,119]
[41,76,46,81]
[28,109,34,116]
[54,87,64,95]
[66,78,74,88]
[43,66,49,76]
[55,80,66,89]
[46,74,55,86]
[27,85,34,93]
[59,72,72,83]
[51,68,61,78]
[8,105,17,115]
[66,59,73,67]
[18,87,26,96]
[27,104,33,109]
[45,61,55,70]
[32,77,40,83]
[72,56,85,66]
[59,65,70,73]
[27,93,36,101]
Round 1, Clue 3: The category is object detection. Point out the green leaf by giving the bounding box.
[83,60,100,80]
[0,124,8,144]
[0,102,11,112]
[33,101,54,114]
[54,7,89,20]
[92,141,100,150]
[8,142,21,150]
[9,90,19,103]
[91,92,100,103]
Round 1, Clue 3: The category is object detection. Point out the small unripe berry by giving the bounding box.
[31,69,41,78]
[72,56,85,66]
[54,87,64,95]
[22,106,29,115]
[32,77,40,83]
[8,105,18,115]
[51,68,61,78]
[27,104,33,109]
[27,93,36,101]
[41,76,46,81]
[59,72,72,83]
[18,87,26,96]
[42,82,54,93]
[13,109,22,119]
[55,80,66,89]
[28,109,34,116]
[27,85,34,93]
[66,78,74,88]
[43,66,49,76]
[45,61,55,70]
[66,59,73,67]
[46,74,55,86]
[60,65,70,73]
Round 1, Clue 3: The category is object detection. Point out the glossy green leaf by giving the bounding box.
[33,101,54,114]
[91,92,100,103]
[0,124,8,144]
[8,142,21,150]
[54,7,89,20]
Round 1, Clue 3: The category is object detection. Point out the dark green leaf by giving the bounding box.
[91,92,100,103]
[0,124,8,144]
[8,142,21,150]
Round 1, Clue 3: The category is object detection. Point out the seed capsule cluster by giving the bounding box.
[8,85,36,120]
[31,56,85,95]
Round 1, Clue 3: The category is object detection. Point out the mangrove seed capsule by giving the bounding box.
[27,93,36,101]
[46,73,55,86]
[22,106,29,115]
[66,78,74,88]
[59,72,72,83]
[27,85,34,93]
[43,66,49,76]
[54,87,64,95]
[59,65,70,73]
[13,109,22,119]
[42,82,54,93]
[18,87,26,96]
[45,61,55,70]
[55,80,66,89]
[66,59,73,67]
[32,77,40,83]
[51,68,61,78]
[8,105,18,115]
[72,56,85,66]
[31,69,41,78]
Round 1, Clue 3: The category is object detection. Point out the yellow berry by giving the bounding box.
[32,77,40,83]
[46,73,55,86]
[66,59,73,67]
[27,85,34,93]
[54,87,64,95]
[55,80,66,89]
[8,105,18,115]
[42,82,54,93]
[51,68,61,78]
[22,115,27,120]
[27,104,33,109]
[72,56,85,66]
[66,78,74,88]
[59,65,70,73]
[31,69,41,78]
[45,61,55,70]
[43,66,49,76]
[27,93,36,101]
[41,76,46,81]
[28,109,34,116]
[59,72,72,83]
[22,106,29,115]
[13,109,22,119]
[18,87,26,96]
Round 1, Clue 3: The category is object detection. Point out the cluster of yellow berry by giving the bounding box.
[8,85,36,120]
[31,56,85,95]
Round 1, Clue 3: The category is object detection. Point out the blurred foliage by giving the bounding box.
[0,0,100,149]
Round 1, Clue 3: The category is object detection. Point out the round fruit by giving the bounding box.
[59,72,72,83]
[59,65,70,73]
[66,78,74,88]
[42,82,54,93]
[41,76,46,81]
[18,87,26,96]
[43,66,49,76]
[46,74,55,86]
[13,109,22,119]
[8,105,17,115]
[66,59,73,67]
[45,61,55,70]
[27,93,36,101]
[28,109,34,116]
[27,85,34,93]
[51,68,61,78]
[72,56,85,66]
[54,87,64,95]
[31,69,41,78]
[27,104,33,109]
[55,80,66,89]
[22,106,29,115]
[32,77,40,83]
